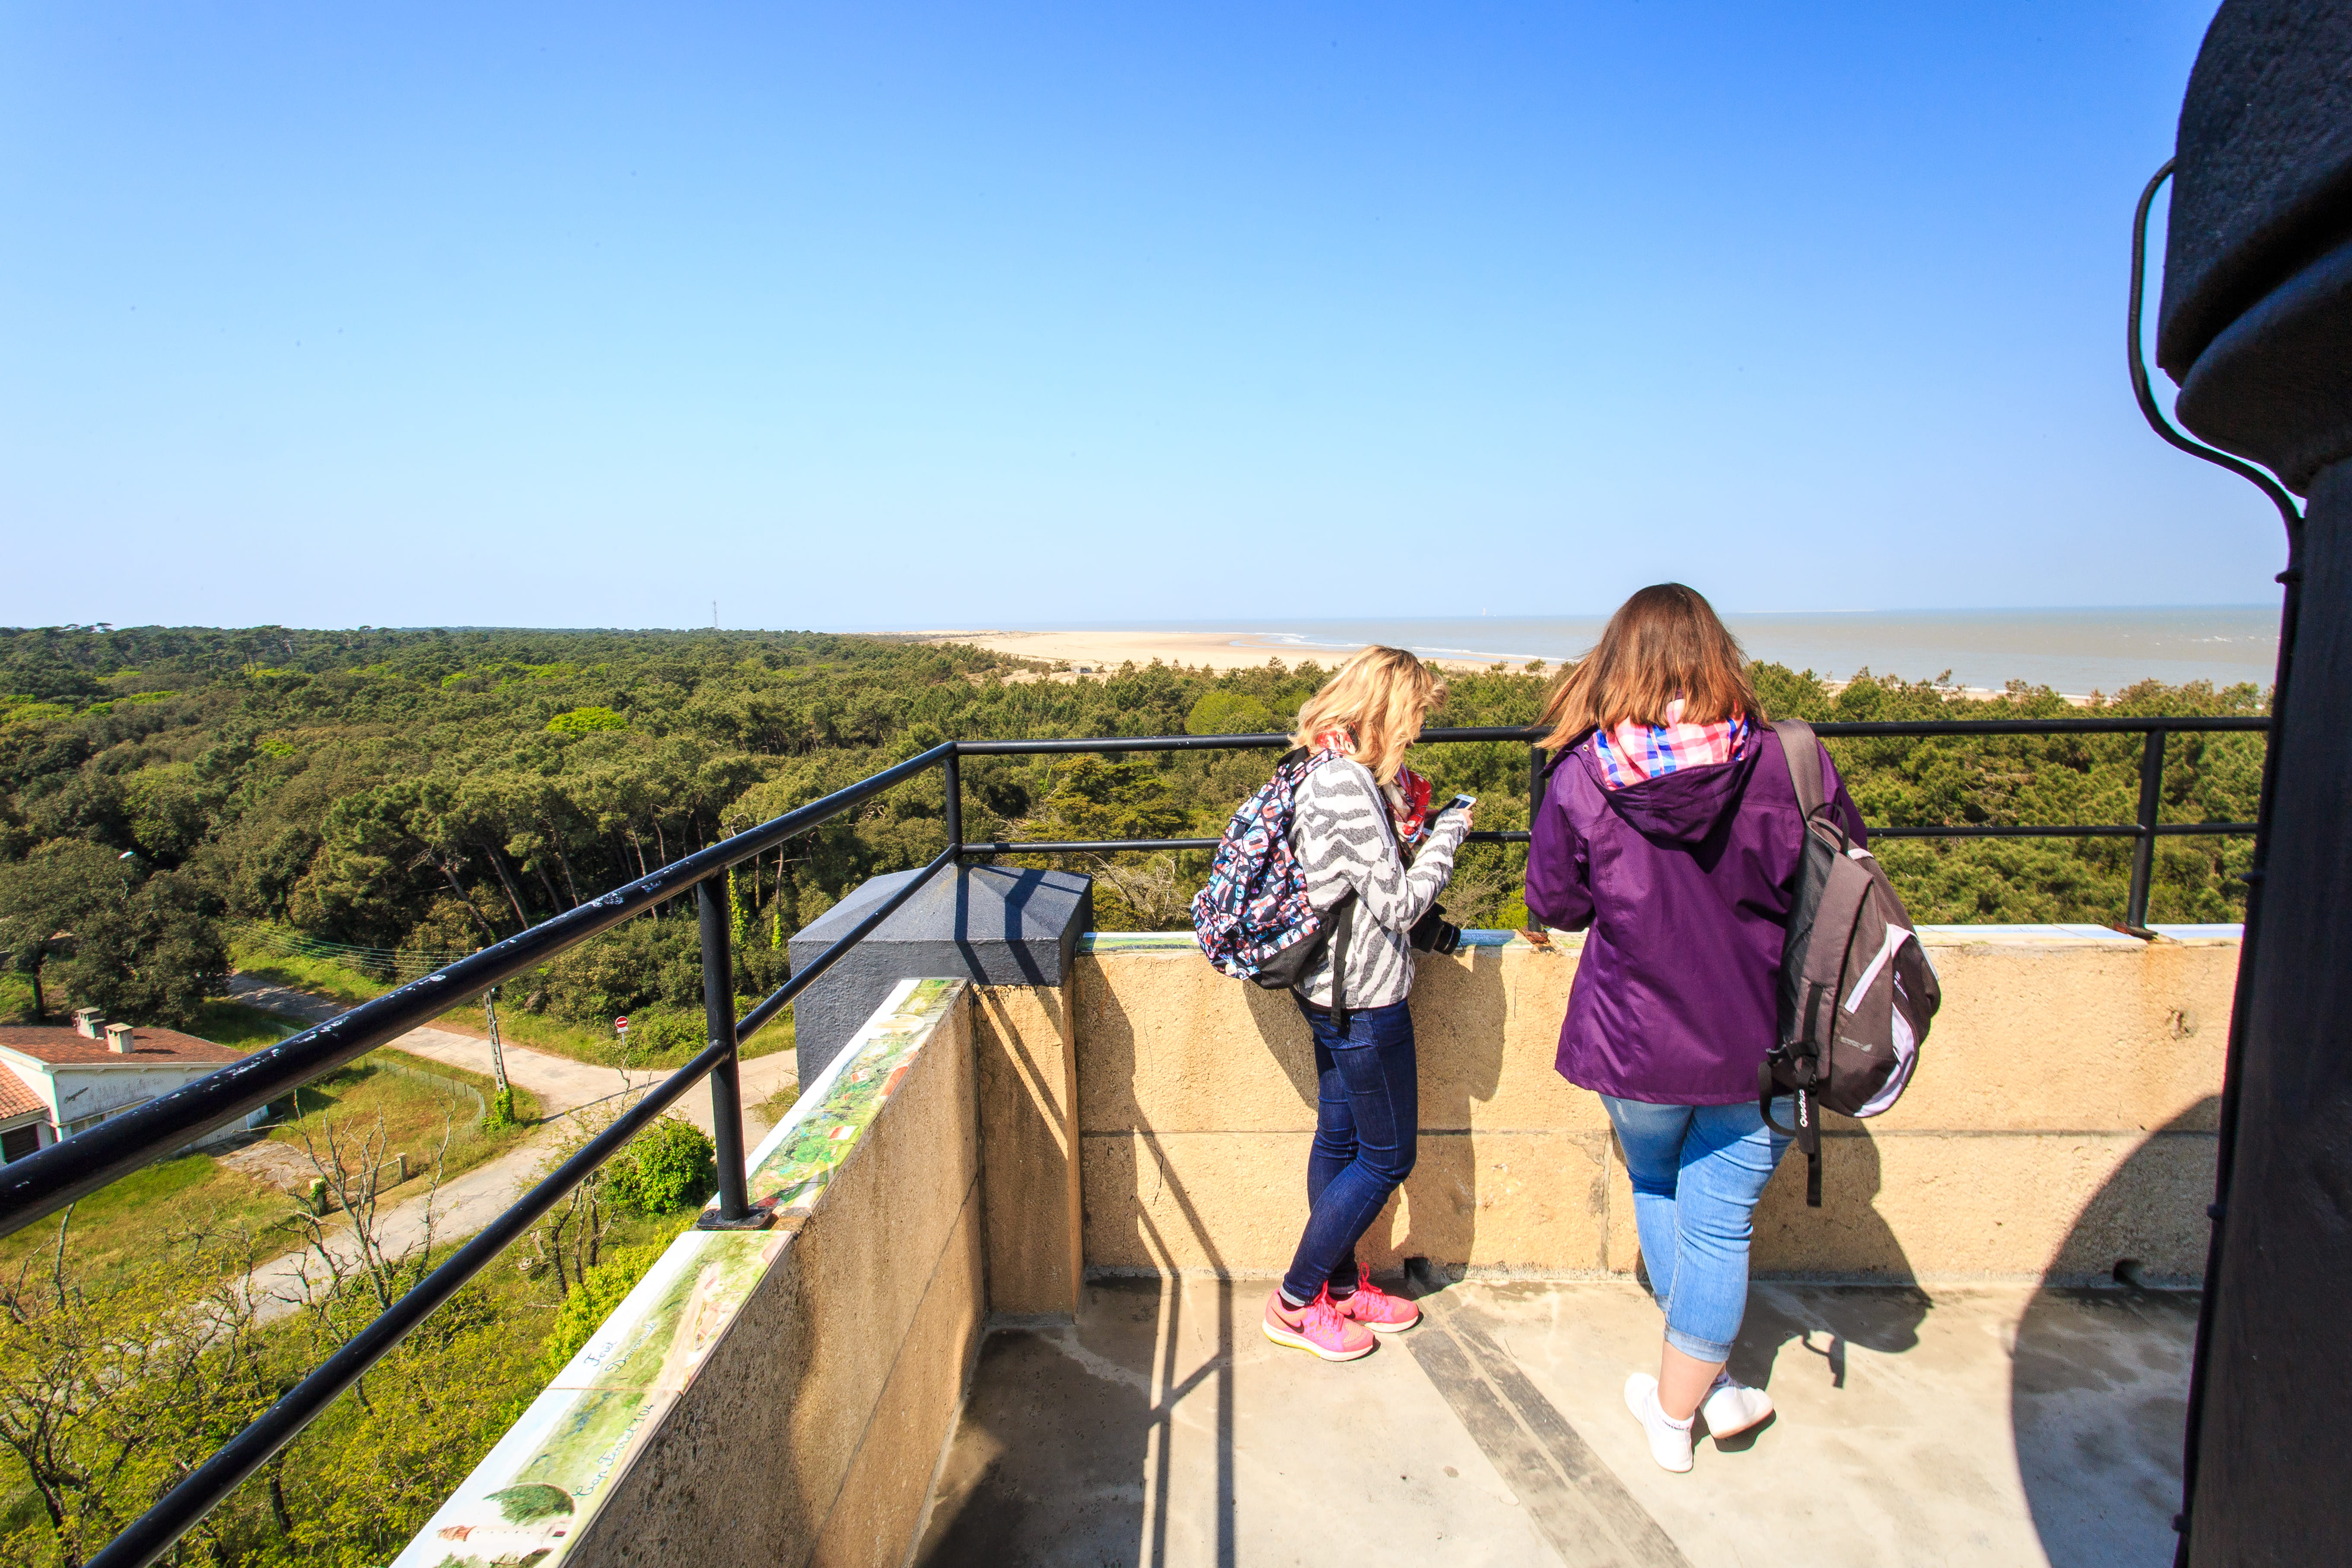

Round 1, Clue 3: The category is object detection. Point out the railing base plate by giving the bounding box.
[695,1207,776,1231]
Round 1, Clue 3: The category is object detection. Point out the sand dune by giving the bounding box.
[914,628,1543,674]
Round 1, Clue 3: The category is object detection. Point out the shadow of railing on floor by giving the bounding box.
[912,1114,1238,1568]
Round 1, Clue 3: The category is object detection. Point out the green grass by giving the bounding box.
[0,1048,543,1295]
[459,1003,796,1070]
[229,935,793,1069]
[275,1049,542,1181]
[226,943,390,1008]
[0,1147,290,1295]
[751,1076,805,1131]
[0,972,32,1025]
[313,1047,533,1120]
[185,999,297,1049]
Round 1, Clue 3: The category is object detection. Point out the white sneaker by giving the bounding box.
[1623,1373,1694,1472]
[1699,1371,1774,1439]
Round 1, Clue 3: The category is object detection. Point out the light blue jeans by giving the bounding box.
[1603,1096,1791,1362]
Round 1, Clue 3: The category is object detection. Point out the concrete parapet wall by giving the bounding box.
[1072,926,2234,1286]
[974,984,1084,1317]
[393,978,983,1568]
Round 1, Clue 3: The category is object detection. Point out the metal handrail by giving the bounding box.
[4,712,2269,1568]
[2127,158,2303,1563]
[0,740,961,1237]
[962,716,2269,929]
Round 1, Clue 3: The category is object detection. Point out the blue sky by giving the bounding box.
[0,3,2281,630]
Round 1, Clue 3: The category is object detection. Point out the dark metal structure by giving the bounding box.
[2136,4,2352,1562]
[0,714,2265,1565]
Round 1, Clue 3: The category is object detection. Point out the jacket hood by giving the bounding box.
[1575,731,1761,845]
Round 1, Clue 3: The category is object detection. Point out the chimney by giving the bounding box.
[105,1023,134,1055]
[73,1008,101,1039]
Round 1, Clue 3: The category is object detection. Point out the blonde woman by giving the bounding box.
[1261,646,1474,1363]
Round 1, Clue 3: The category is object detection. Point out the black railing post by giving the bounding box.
[697,871,760,1228]
[943,747,964,859]
[2126,727,2167,931]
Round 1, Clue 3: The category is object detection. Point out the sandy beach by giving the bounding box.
[913,629,2041,701]
[902,610,2277,702]
[914,629,1543,674]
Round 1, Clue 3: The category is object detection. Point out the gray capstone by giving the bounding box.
[786,864,1093,1085]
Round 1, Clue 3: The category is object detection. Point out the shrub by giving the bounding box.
[622,1007,705,1061]
[545,706,628,735]
[541,922,701,1027]
[605,1117,716,1216]
[1184,690,1277,737]
[532,1242,666,1383]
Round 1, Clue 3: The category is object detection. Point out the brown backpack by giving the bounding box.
[1760,720,1941,1207]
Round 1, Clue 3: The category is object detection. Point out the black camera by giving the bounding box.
[1410,905,1463,956]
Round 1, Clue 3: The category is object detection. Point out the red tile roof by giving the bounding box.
[0,1072,44,1121]
[0,1025,247,1066]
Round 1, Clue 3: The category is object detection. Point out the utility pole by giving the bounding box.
[484,984,509,1100]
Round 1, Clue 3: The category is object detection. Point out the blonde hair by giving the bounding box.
[1291,646,1446,784]
[1538,583,1763,751]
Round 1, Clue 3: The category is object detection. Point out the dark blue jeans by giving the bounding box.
[1282,998,1418,1304]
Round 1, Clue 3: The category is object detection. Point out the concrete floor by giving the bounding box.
[911,1274,2195,1568]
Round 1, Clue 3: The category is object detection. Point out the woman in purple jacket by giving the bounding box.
[1525,584,1865,1473]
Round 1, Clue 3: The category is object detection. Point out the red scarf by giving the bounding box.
[1316,728,1434,844]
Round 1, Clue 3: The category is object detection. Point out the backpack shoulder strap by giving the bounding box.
[1328,897,1355,1034]
[1770,719,1826,819]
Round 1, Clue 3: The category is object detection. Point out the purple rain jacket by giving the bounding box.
[1525,725,1867,1105]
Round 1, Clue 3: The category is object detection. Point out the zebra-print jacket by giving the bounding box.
[1289,754,1466,1011]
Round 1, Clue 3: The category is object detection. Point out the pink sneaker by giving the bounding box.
[1333,1275,1420,1333]
[1262,1287,1377,1361]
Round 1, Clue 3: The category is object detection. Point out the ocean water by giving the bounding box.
[1026,607,2281,697]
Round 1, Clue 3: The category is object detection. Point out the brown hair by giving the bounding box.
[1537,583,1763,751]
[1291,645,1447,784]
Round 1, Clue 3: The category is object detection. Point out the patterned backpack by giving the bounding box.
[1191,747,1359,1015]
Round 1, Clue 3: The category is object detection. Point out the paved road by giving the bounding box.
[222,974,803,1322]
[225,974,802,1138]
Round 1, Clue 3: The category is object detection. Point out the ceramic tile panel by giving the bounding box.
[1076,930,1198,954]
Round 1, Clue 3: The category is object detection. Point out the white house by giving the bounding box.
[0,1012,251,1163]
